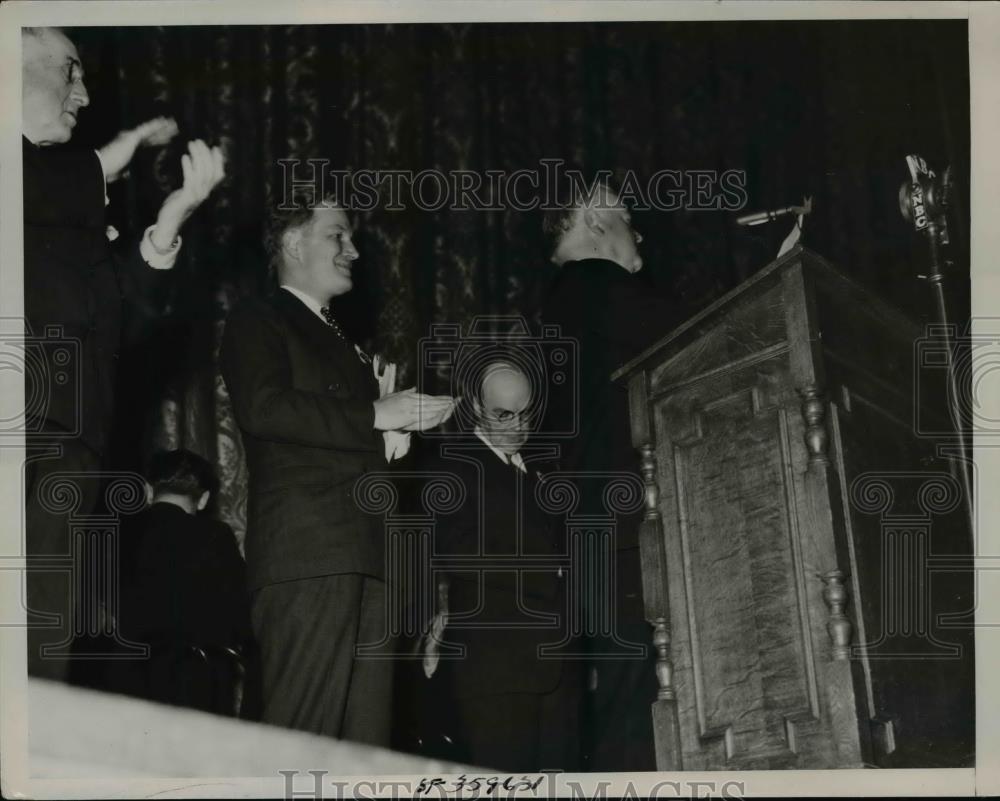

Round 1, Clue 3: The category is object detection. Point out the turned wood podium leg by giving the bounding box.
[638,443,684,770]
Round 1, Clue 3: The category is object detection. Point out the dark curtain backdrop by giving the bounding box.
[69,21,970,545]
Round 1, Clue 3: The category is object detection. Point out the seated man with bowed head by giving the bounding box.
[420,358,583,773]
[114,449,252,716]
[220,190,456,743]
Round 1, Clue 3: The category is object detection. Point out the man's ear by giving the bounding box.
[196,490,210,512]
[281,226,302,266]
[143,482,154,506]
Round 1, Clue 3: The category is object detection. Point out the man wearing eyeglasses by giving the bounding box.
[415,359,583,773]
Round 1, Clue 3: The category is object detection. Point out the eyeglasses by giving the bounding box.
[484,408,525,424]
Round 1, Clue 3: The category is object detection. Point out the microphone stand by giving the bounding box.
[898,155,974,535]
[922,219,975,533]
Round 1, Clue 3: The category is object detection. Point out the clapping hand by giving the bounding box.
[97,116,179,182]
[151,139,226,251]
[373,387,458,432]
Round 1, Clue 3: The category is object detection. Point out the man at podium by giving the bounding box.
[540,177,678,772]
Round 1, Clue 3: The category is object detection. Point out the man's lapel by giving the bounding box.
[273,288,370,394]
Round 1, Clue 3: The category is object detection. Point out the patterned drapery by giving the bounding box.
[75,21,969,547]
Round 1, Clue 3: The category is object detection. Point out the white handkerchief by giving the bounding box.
[373,354,411,462]
[422,611,448,679]
[384,430,411,462]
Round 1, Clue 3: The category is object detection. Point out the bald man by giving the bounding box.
[21,26,224,680]
[416,360,583,772]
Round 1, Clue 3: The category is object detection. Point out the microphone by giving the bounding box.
[736,197,812,227]
[898,154,951,243]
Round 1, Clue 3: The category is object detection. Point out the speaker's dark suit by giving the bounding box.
[425,437,583,772]
[23,139,172,681]
[219,288,391,742]
[541,258,678,522]
[541,257,678,771]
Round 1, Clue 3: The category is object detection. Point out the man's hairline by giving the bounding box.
[22,26,81,78]
[274,200,351,276]
[552,185,625,244]
[21,26,73,52]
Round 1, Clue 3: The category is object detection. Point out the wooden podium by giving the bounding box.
[613,247,974,770]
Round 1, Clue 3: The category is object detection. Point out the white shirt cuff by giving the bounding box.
[139,225,182,270]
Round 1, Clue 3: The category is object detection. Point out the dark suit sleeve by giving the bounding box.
[419,452,470,557]
[220,303,378,451]
[116,237,175,347]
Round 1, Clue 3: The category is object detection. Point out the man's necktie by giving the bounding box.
[320,305,347,340]
[507,453,526,474]
[321,305,372,363]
